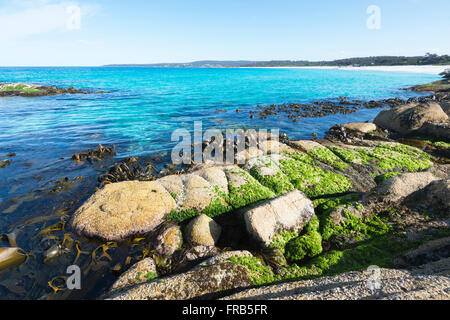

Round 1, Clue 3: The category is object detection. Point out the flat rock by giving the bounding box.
[344,122,377,133]
[107,261,251,300]
[221,267,450,300]
[244,190,314,246]
[185,214,222,246]
[71,181,176,241]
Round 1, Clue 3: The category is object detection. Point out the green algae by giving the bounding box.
[167,186,232,222]
[285,230,323,261]
[249,165,294,196]
[284,216,322,262]
[314,196,392,244]
[374,172,402,184]
[357,144,433,172]
[329,147,360,164]
[307,147,349,170]
[328,143,433,173]
[269,231,298,254]
[227,169,276,209]
[279,153,352,198]
[232,234,423,286]
[0,84,42,94]
[229,256,276,286]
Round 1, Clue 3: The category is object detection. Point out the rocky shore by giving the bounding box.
[63,79,450,300]
[0,83,102,97]
[3,79,448,300]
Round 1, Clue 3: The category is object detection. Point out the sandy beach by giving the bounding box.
[246,65,449,75]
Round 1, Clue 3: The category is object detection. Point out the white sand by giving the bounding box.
[245,65,449,75]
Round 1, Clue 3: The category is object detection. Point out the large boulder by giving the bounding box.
[374,102,448,135]
[106,261,251,300]
[70,181,176,241]
[243,190,314,247]
[185,214,222,246]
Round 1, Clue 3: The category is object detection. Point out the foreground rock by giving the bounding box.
[107,261,251,300]
[244,190,314,247]
[70,181,176,241]
[221,264,450,300]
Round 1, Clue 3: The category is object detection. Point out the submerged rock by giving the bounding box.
[70,181,176,241]
[243,190,314,247]
[185,214,222,247]
[106,261,251,300]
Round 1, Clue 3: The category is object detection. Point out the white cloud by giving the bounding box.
[0,1,99,41]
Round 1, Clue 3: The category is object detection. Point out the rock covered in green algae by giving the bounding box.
[185,214,222,246]
[243,190,314,247]
[285,216,323,262]
[109,257,158,292]
[0,82,98,97]
[106,261,251,300]
[70,180,176,241]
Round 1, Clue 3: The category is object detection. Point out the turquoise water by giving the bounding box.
[0,67,438,199]
[0,67,440,299]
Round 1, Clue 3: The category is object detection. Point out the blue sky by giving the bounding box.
[0,0,449,66]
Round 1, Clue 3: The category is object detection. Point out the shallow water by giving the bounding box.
[0,67,439,299]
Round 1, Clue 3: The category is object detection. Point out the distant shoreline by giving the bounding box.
[240,65,448,75]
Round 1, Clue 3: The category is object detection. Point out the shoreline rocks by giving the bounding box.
[0,82,102,97]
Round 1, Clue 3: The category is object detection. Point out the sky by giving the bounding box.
[0,0,449,66]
